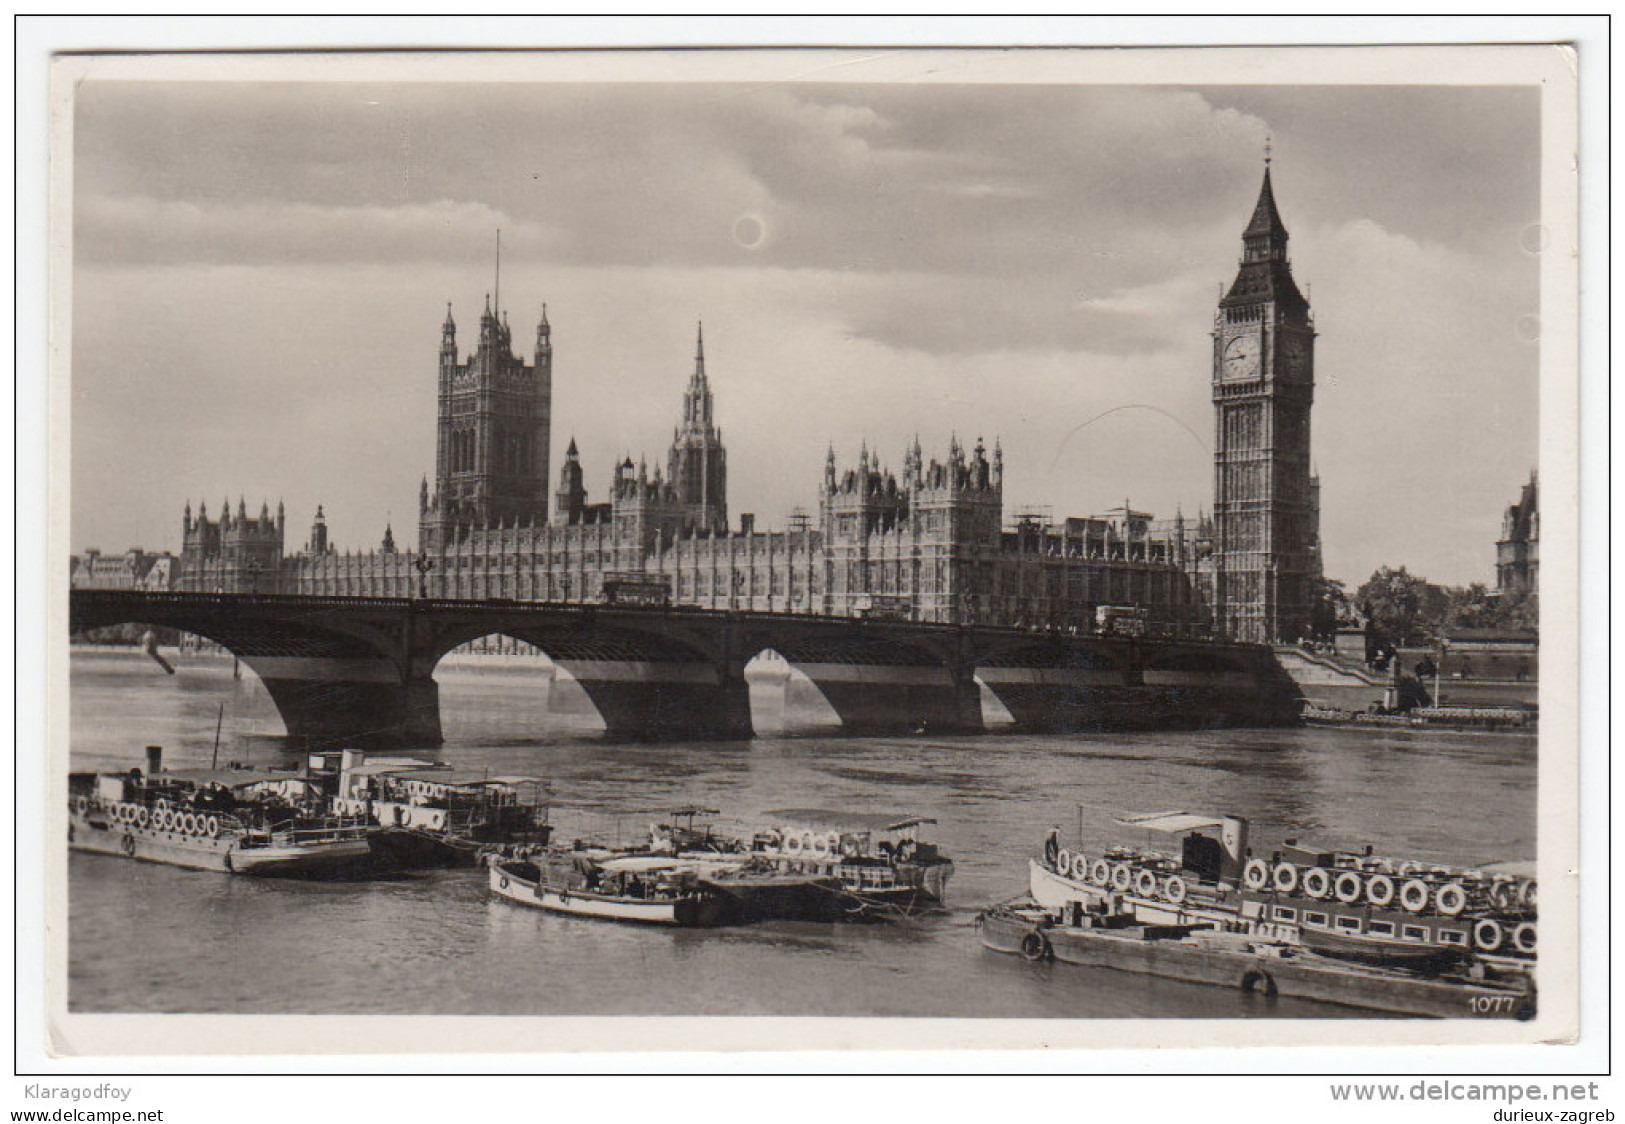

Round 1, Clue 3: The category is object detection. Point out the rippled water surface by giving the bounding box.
[68,650,1537,1018]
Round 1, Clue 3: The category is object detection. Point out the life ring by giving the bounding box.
[809,833,828,858]
[186,813,201,835]
[1334,871,1363,904]
[1019,930,1051,962]
[822,832,841,856]
[1070,854,1090,881]
[1473,918,1505,952]
[73,797,88,816]
[1436,883,1475,916]
[1399,879,1430,912]
[1512,921,1537,955]
[1134,869,1158,898]
[498,876,510,890]
[1301,868,1332,899]
[1397,861,1419,877]
[1271,862,1299,894]
[1055,848,1072,875]
[800,832,817,857]
[1164,875,1187,905]
[1488,879,1513,911]
[1520,879,1538,909]
[1089,859,1111,886]
[1243,858,1269,891]
[205,815,220,838]
[1435,882,1467,916]
[1110,863,1133,892]
[136,806,151,829]
[782,832,804,856]
[1365,874,1397,907]
[112,804,126,823]
[120,834,136,856]
[841,837,862,860]
[162,809,176,831]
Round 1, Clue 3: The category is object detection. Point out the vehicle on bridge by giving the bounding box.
[1095,604,1148,638]
[601,572,672,608]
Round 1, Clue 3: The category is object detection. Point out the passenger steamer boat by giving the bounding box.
[1029,811,1538,971]
[742,810,955,917]
[317,750,551,870]
[68,746,374,879]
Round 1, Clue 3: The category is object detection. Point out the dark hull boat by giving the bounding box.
[977,904,1536,1020]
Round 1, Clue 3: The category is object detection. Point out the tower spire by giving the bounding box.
[695,321,705,373]
[494,228,501,319]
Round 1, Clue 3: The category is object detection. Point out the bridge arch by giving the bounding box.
[69,591,424,750]
[732,623,983,736]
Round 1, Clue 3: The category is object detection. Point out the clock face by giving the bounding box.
[1222,335,1260,380]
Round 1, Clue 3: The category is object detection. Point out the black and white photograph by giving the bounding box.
[28,27,1596,1081]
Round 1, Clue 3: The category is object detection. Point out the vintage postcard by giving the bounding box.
[39,41,1583,1063]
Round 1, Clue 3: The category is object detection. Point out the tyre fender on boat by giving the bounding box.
[783,833,804,856]
[1473,918,1505,952]
[1435,882,1467,917]
[822,832,841,857]
[205,815,220,838]
[1399,879,1430,913]
[1365,874,1397,907]
[810,834,830,858]
[1512,921,1537,955]
[73,797,88,816]
[1134,869,1158,898]
[1301,867,1332,899]
[1110,863,1133,892]
[1243,859,1269,891]
[1019,930,1052,962]
[1520,879,1538,909]
[1070,854,1090,882]
[136,806,151,829]
[1089,859,1111,886]
[1164,875,1188,905]
[1271,862,1299,894]
[1334,871,1363,904]
[1055,848,1072,875]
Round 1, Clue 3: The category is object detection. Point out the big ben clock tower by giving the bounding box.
[1212,151,1319,643]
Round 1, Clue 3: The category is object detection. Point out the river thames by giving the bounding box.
[66,648,1537,1018]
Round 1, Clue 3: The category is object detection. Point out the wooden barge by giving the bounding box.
[979,904,1535,1020]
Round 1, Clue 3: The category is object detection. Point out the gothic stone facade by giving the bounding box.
[172,169,1343,639]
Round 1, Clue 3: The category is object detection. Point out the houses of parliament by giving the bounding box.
[95,164,1331,644]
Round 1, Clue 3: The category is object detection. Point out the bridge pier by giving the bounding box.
[554,660,754,741]
[251,658,444,750]
[792,663,984,735]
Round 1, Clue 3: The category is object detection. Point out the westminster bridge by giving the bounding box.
[69,590,1302,748]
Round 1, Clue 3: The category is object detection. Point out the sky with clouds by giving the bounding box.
[69,73,1541,588]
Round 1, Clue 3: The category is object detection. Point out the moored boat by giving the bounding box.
[316,750,552,869]
[488,853,727,927]
[745,810,955,917]
[1029,810,1536,971]
[977,901,1536,1020]
[68,746,375,879]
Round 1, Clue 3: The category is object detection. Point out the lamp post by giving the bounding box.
[414,556,435,600]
